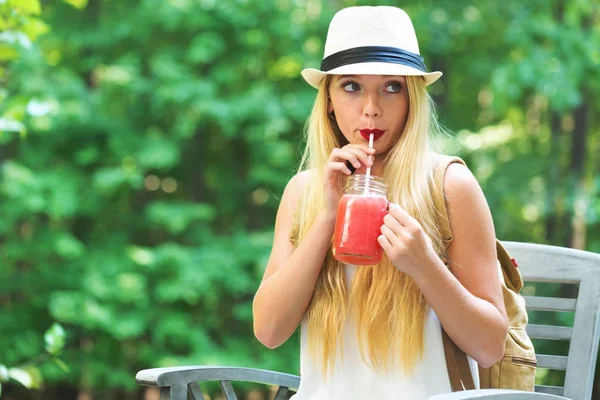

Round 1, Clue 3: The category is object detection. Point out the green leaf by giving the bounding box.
[54,233,85,259]
[146,202,216,234]
[0,162,43,211]
[0,365,8,382]
[108,312,147,339]
[136,134,180,170]
[0,117,25,133]
[22,367,42,390]
[187,33,226,64]
[26,98,59,117]
[127,246,156,267]
[93,167,143,194]
[0,31,32,49]
[49,292,84,324]
[44,323,66,355]
[95,64,133,85]
[63,0,87,9]
[8,368,33,389]
[9,0,41,14]
[20,17,49,41]
[268,55,302,80]
[54,358,69,373]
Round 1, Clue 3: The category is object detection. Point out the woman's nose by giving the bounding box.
[363,95,381,118]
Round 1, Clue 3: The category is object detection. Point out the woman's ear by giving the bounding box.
[328,96,334,114]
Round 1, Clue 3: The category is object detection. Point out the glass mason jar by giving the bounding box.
[332,174,389,265]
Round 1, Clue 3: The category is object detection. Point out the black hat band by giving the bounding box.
[320,46,426,72]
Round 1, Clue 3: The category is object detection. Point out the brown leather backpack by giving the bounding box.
[432,154,537,391]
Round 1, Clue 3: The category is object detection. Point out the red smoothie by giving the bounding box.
[333,194,389,265]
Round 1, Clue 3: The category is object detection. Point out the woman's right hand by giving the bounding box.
[323,144,376,218]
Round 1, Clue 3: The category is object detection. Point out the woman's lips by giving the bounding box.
[359,129,384,141]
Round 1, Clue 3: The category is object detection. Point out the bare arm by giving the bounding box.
[252,172,336,349]
[412,163,508,367]
[378,162,507,367]
[254,144,374,349]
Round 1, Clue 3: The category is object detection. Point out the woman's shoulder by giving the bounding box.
[427,152,479,193]
[286,170,312,193]
[428,152,465,166]
[281,170,314,209]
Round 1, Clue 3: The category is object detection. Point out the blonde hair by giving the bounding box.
[290,75,447,377]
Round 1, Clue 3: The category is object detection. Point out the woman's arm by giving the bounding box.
[252,172,336,349]
[378,162,508,367]
[415,162,508,367]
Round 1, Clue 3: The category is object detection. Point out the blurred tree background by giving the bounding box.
[1,0,599,399]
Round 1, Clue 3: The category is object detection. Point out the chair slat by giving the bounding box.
[563,280,600,399]
[161,384,187,400]
[524,296,576,312]
[536,355,568,370]
[504,241,600,282]
[526,324,572,340]
[160,387,170,400]
[535,385,564,396]
[273,386,290,400]
[220,380,238,400]
[187,382,204,400]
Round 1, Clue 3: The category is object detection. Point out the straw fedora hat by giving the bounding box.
[301,6,442,89]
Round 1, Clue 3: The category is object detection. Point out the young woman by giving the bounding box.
[253,6,508,399]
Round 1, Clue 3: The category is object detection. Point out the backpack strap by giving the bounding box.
[432,154,476,392]
[442,329,475,391]
[432,155,466,264]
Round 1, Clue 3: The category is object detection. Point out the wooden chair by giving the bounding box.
[136,241,600,400]
[136,366,300,400]
[431,241,600,400]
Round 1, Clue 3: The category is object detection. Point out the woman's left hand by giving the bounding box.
[378,203,439,277]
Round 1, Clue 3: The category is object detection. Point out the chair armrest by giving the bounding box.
[136,366,301,390]
[429,389,570,400]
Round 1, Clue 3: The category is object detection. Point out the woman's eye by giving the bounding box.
[386,82,402,92]
[342,82,360,92]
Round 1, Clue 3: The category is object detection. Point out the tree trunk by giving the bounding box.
[545,111,561,243]
[191,128,208,203]
[569,97,589,250]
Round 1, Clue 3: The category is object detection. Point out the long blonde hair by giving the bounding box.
[290,75,446,377]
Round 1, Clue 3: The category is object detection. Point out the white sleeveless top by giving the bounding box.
[290,265,479,400]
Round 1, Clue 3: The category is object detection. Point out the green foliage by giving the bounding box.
[0,0,48,139]
[1,0,599,398]
[0,323,66,397]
